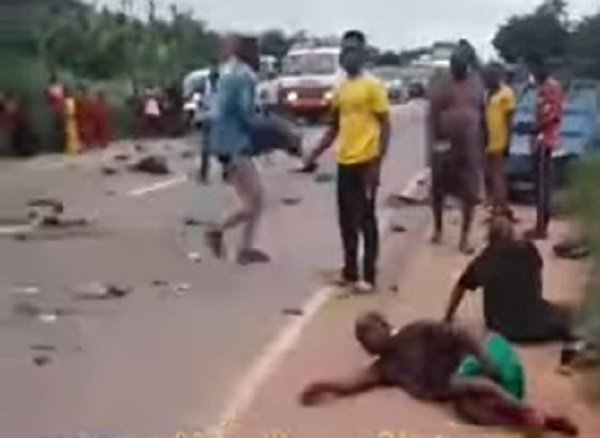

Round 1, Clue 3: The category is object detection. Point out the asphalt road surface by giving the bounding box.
[0,103,428,438]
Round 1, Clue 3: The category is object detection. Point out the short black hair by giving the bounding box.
[342,30,366,45]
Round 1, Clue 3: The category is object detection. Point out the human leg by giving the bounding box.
[430,153,447,244]
[337,164,361,283]
[360,163,380,287]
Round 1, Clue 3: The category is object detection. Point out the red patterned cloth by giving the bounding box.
[535,78,563,150]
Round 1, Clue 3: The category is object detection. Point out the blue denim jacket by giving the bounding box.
[209,58,257,157]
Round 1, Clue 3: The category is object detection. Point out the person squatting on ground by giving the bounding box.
[483,62,516,219]
[299,313,578,436]
[444,214,588,364]
[427,45,486,255]
[301,30,391,292]
[204,34,270,266]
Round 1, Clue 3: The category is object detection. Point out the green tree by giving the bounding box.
[569,11,600,78]
[492,0,569,63]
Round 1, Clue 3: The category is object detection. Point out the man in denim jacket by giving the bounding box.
[205,34,270,265]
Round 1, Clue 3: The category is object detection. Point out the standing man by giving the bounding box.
[484,63,516,218]
[205,34,270,265]
[428,48,486,254]
[301,30,391,292]
[526,59,563,240]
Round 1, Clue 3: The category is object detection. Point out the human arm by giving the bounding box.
[300,109,339,172]
[444,255,484,323]
[299,366,382,406]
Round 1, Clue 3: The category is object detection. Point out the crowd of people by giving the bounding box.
[198,28,589,435]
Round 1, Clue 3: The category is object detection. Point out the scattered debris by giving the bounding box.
[180,150,195,159]
[33,355,51,367]
[31,344,56,352]
[281,197,302,206]
[113,153,130,161]
[38,313,58,324]
[129,156,171,175]
[282,307,303,316]
[101,166,119,176]
[152,280,169,287]
[27,198,65,215]
[390,223,407,233]
[553,239,590,260]
[75,282,131,300]
[12,286,40,295]
[314,173,334,184]
[187,252,201,263]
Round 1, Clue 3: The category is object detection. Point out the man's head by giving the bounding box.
[220,33,260,72]
[340,30,367,77]
[450,50,469,81]
[488,213,515,244]
[484,62,505,91]
[529,57,549,85]
[355,312,393,356]
[457,39,479,70]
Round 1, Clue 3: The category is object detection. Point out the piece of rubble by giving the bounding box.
[12,286,40,295]
[33,355,51,367]
[390,223,407,233]
[101,166,119,176]
[314,173,334,184]
[75,282,131,300]
[129,156,171,175]
[281,197,301,206]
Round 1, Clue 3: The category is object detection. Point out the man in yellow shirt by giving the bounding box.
[484,63,516,217]
[301,30,391,292]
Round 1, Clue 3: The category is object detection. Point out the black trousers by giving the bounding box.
[533,147,553,234]
[337,161,379,284]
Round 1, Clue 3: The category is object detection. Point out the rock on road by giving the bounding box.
[0,104,428,438]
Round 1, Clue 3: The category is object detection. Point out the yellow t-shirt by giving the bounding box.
[331,75,390,165]
[486,84,517,154]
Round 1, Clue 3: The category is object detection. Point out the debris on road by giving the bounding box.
[553,239,590,260]
[282,307,303,316]
[152,280,169,287]
[180,150,195,159]
[134,144,146,153]
[281,196,302,206]
[101,166,119,176]
[174,283,191,293]
[187,252,201,263]
[33,355,51,367]
[31,344,56,352]
[385,194,428,208]
[184,218,202,227]
[390,223,407,233]
[113,153,130,162]
[129,156,171,175]
[75,282,131,300]
[314,173,334,184]
[12,286,40,295]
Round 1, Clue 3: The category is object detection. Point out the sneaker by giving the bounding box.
[205,230,225,259]
[237,249,270,265]
[354,281,376,294]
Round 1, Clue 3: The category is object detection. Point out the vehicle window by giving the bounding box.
[282,53,337,76]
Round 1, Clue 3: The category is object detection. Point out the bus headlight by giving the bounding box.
[324,90,333,101]
[286,91,299,102]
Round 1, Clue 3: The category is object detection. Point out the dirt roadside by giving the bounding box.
[230,207,600,438]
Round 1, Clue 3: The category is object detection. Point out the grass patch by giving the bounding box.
[566,155,600,362]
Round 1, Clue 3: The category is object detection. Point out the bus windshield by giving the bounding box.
[282,53,338,76]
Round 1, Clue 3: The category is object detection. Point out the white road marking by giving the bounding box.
[127,175,187,197]
[211,286,334,437]
[209,167,428,436]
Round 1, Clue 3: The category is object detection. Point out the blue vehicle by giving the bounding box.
[505,80,600,194]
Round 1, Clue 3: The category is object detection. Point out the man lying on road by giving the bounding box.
[300,313,577,436]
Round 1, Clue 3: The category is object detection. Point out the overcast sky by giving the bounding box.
[98,0,598,57]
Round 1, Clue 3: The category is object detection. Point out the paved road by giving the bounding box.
[0,104,428,438]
